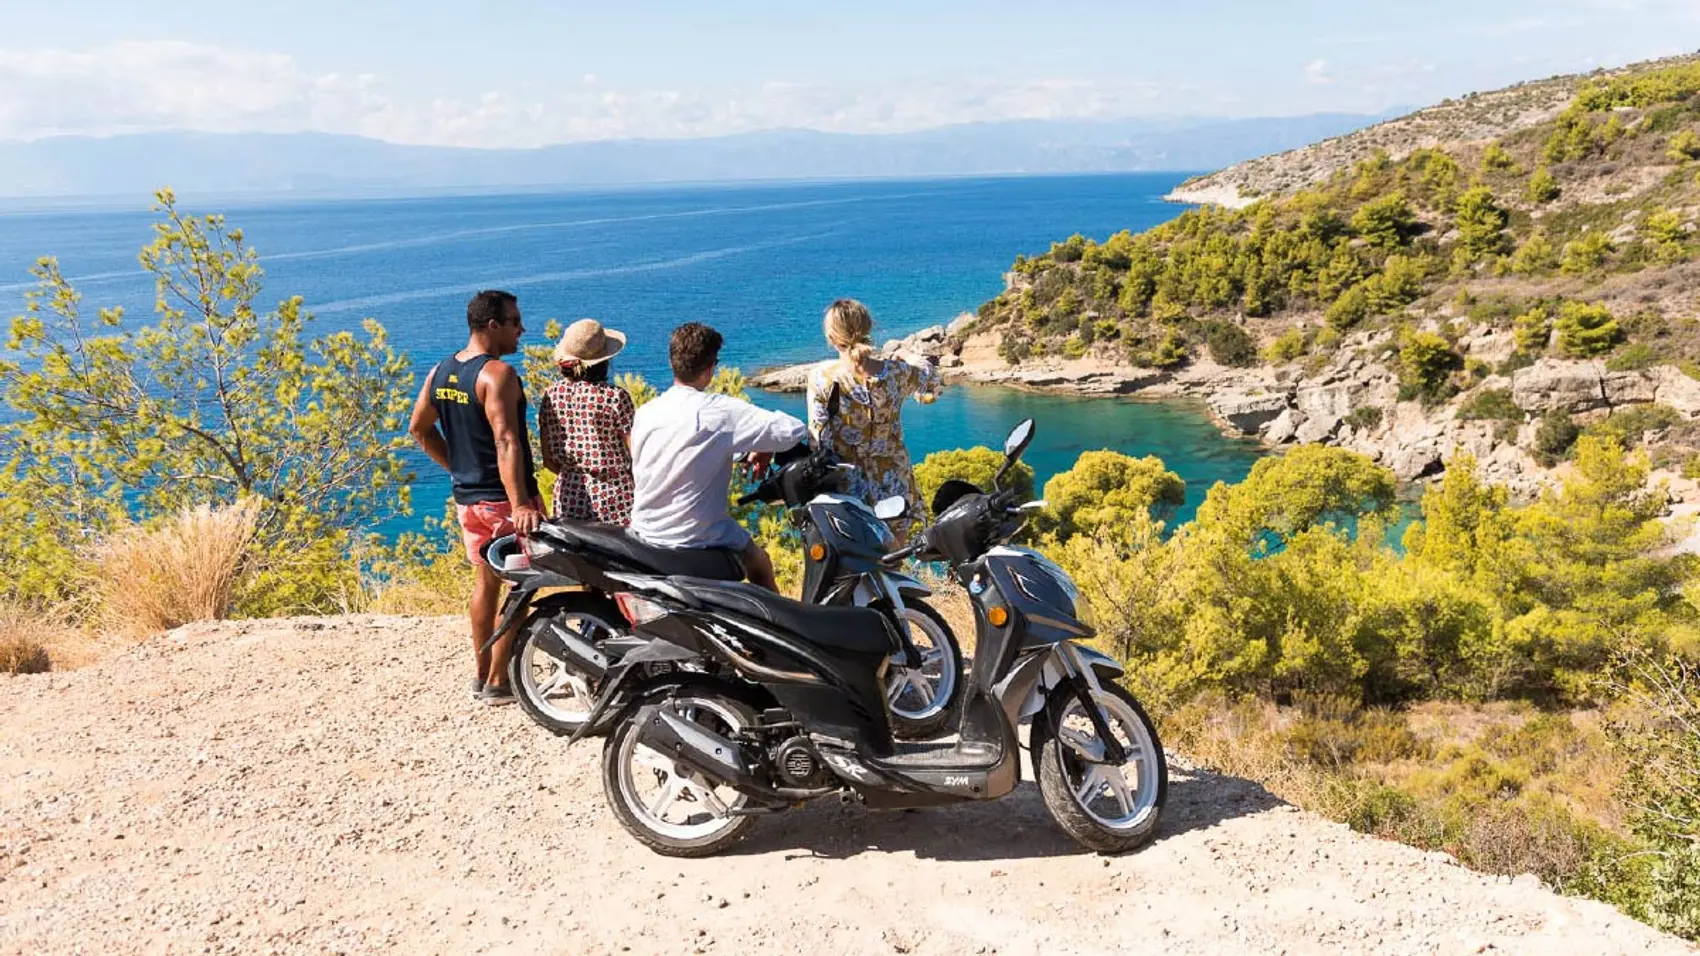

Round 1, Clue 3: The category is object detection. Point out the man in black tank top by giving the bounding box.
[408,290,542,706]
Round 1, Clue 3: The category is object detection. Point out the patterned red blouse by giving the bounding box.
[536,379,637,525]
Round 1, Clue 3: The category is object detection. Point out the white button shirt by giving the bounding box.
[628,384,808,549]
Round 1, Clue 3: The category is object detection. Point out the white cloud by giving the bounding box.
[0,40,1173,148]
[1303,59,1333,85]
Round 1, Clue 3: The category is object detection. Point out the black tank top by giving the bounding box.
[429,353,540,505]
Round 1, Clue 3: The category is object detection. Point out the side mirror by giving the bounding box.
[874,496,909,521]
[994,418,1036,489]
[1004,419,1036,461]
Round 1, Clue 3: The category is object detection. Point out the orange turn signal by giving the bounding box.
[808,544,826,561]
[987,606,1009,627]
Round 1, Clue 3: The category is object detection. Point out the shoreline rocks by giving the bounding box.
[749,322,1700,506]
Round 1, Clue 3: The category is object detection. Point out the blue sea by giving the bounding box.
[0,174,1265,535]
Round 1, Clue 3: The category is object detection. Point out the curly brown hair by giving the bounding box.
[669,322,723,381]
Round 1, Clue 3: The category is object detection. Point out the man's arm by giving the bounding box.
[479,361,543,534]
[408,373,451,470]
[725,397,809,455]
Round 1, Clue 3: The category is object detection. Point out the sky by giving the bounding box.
[1,0,1696,149]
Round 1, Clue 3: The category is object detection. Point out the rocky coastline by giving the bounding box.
[751,315,1700,511]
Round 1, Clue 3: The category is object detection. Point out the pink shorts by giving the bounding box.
[455,497,542,566]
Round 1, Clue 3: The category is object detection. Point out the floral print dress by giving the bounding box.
[536,379,637,524]
[806,357,942,532]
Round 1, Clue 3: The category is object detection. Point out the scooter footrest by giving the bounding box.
[870,740,999,771]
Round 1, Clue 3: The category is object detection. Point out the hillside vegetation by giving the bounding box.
[975,57,1700,388]
[1171,53,1700,204]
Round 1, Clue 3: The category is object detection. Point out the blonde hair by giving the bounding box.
[824,298,876,379]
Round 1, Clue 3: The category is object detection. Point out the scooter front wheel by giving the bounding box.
[1033,680,1167,854]
[885,600,962,739]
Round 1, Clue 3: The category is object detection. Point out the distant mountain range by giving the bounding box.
[0,112,1396,200]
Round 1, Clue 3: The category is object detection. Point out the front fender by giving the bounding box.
[1075,645,1125,682]
[886,571,932,600]
[847,571,932,607]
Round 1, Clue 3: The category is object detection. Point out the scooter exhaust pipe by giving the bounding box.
[634,705,768,795]
[531,619,609,679]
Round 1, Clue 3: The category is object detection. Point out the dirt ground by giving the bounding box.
[1,615,1693,956]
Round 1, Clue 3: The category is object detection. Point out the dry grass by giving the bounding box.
[0,603,113,673]
[1164,694,1641,895]
[0,617,51,674]
[95,498,262,635]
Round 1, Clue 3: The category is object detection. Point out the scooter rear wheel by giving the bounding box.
[1033,681,1167,854]
[602,688,758,858]
[509,595,624,737]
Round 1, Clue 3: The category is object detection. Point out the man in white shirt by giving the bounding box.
[629,322,808,591]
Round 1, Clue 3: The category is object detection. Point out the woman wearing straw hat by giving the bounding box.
[536,318,637,524]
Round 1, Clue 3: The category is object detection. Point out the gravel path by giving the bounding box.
[1,616,1692,956]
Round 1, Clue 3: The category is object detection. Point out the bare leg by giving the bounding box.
[743,541,779,593]
[469,563,503,685]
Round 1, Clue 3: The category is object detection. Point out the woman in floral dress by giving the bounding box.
[805,299,942,542]
[536,319,637,525]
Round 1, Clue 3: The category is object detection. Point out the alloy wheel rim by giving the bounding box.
[517,613,599,724]
[1056,690,1160,830]
[616,697,749,842]
[885,608,957,721]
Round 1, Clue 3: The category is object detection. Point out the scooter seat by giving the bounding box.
[668,578,898,657]
[539,521,746,581]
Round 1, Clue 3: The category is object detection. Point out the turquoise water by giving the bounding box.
[0,174,1265,535]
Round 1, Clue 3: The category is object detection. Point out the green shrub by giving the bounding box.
[1458,388,1523,423]
[1555,302,1623,357]
[1398,331,1462,403]
[913,447,1037,517]
[1481,143,1521,173]
[1526,166,1561,204]
[1363,255,1426,314]
[0,190,414,613]
[1513,306,1553,353]
[1327,285,1371,330]
[1584,404,1682,448]
[1512,232,1559,276]
[1455,186,1512,258]
[1608,652,1700,939]
[1050,234,1087,263]
[1040,451,1186,541]
[1201,320,1258,367]
[1561,232,1615,275]
[1535,410,1580,465]
[1641,208,1688,264]
[1351,193,1419,249]
[1132,329,1189,369]
[1344,406,1384,431]
[1668,129,1700,162]
[997,334,1032,365]
[1265,328,1308,364]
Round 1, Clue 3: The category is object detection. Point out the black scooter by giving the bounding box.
[569,420,1168,858]
[488,443,962,739]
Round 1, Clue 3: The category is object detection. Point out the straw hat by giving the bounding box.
[551,318,627,367]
